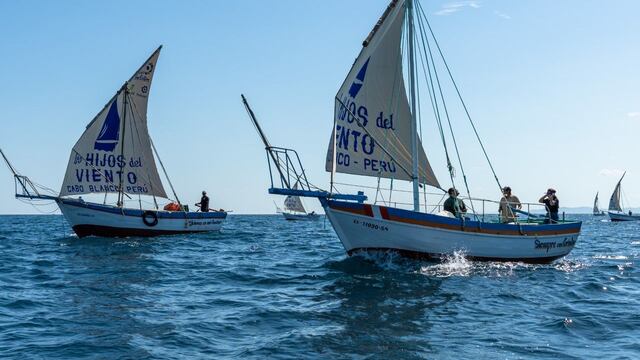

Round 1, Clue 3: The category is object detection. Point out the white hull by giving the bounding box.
[58,199,226,237]
[323,200,581,263]
[282,212,321,221]
[608,211,640,221]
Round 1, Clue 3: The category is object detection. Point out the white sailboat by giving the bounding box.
[593,192,605,216]
[282,182,320,221]
[608,172,640,221]
[258,0,581,263]
[1,46,226,237]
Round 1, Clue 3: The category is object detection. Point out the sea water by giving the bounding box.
[0,214,638,359]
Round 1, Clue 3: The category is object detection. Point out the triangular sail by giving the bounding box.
[60,47,167,198]
[609,174,625,212]
[284,182,306,213]
[325,0,440,188]
[593,192,599,213]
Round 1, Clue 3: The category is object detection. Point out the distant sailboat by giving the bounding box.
[593,192,605,216]
[1,46,227,237]
[255,0,581,263]
[242,95,321,222]
[282,182,320,221]
[608,172,640,221]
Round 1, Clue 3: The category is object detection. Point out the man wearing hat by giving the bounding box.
[539,188,559,223]
[196,190,210,212]
[443,187,467,219]
[498,186,522,223]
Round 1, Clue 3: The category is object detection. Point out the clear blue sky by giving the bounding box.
[1,0,639,214]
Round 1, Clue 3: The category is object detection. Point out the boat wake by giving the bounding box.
[418,252,589,278]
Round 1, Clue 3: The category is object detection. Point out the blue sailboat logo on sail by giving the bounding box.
[348,57,370,98]
[94,100,120,152]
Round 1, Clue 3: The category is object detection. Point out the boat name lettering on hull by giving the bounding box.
[187,220,221,226]
[534,237,577,253]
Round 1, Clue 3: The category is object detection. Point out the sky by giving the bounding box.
[1,0,639,214]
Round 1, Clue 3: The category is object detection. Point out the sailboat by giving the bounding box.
[1,46,227,237]
[282,182,320,221]
[593,192,605,216]
[257,0,581,263]
[608,172,640,221]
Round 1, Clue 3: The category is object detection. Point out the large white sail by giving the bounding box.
[60,47,167,198]
[284,182,306,213]
[325,0,440,188]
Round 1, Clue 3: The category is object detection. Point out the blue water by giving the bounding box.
[0,214,638,359]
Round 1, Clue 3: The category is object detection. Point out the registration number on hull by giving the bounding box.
[353,219,389,232]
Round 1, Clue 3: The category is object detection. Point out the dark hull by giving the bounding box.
[72,225,213,238]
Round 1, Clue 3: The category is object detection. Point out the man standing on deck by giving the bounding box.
[498,186,522,223]
[196,191,210,212]
[443,188,467,219]
[539,188,559,223]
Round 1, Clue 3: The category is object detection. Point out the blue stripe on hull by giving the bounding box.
[325,199,582,236]
[60,199,227,219]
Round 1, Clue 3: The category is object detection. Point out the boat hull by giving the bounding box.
[282,212,321,221]
[608,211,640,222]
[321,200,581,263]
[58,199,226,238]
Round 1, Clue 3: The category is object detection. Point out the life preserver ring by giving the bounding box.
[142,211,158,227]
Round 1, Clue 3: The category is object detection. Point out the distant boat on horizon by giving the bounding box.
[281,182,321,221]
[0,46,227,237]
[593,192,605,216]
[608,172,640,221]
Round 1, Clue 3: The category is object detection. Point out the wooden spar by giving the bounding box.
[241,94,291,189]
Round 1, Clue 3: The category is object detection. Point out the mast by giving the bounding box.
[407,0,420,212]
[117,86,128,207]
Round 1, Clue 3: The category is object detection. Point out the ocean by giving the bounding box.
[0,214,638,359]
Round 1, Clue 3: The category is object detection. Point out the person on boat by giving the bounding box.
[443,187,467,219]
[539,188,559,224]
[196,191,210,212]
[498,186,521,223]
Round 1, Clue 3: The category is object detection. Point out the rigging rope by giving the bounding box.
[417,1,503,194]
[414,7,477,217]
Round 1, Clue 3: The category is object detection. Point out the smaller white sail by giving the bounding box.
[593,192,599,214]
[60,47,167,199]
[284,182,306,213]
[609,174,625,212]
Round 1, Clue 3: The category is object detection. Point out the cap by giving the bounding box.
[502,186,511,192]
[202,191,207,195]
[547,188,556,193]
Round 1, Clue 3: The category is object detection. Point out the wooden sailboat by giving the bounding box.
[593,192,605,216]
[1,46,226,237]
[608,172,640,221]
[255,0,581,263]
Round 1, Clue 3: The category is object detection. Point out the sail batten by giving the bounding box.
[59,47,167,199]
[325,0,440,188]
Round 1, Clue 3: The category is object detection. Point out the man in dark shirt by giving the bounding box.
[538,188,559,223]
[196,191,210,212]
[443,187,467,219]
